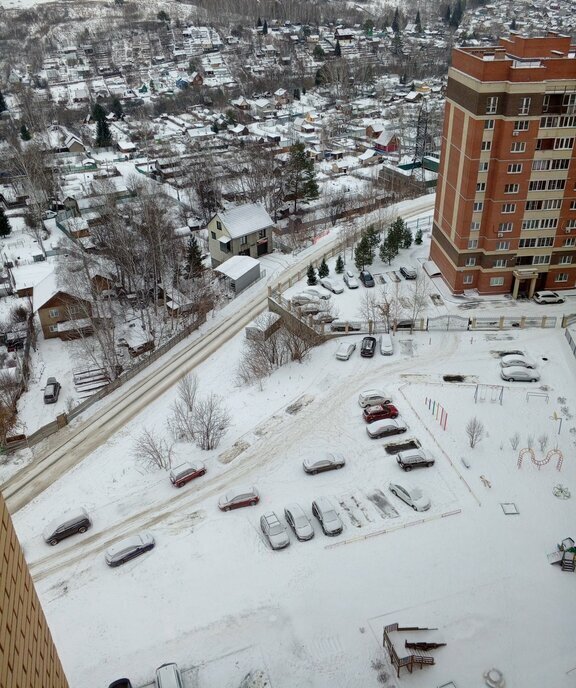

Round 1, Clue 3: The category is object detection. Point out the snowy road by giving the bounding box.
[3,195,435,513]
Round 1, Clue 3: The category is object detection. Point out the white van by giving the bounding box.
[155,663,183,688]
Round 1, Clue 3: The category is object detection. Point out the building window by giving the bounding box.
[473,202,484,212]
[494,259,507,268]
[543,198,562,210]
[532,255,551,265]
[504,184,519,194]
[537,237,554,248]
[498,222,513,232]
[532,159,550,171]
[468,239,478,249]
[547,179,566,191]
[48,308,59,318]
[49,324,58,332]
[490,277,505,286]
[528,180,546,192]
[497,241,510,251]
[519,97,531,115]
[571,201,576,211]
[514,120,529,131]
[560,115,576,128]
[554,137,574,150]
[486,96,498,114]
[508,163,523,173]
[216,221,222,230]
[481,140,492,151]
[560,255,573,264]
[476,182,486,192]
[258,229,267,238]
[567,219,576,229]
[484,119,494,130]
[240,236,248,245]
[463,274,474,285]
[519,238,537,248]
[540,115,559,128]
[479,162,489,172]
[551,158,570,170]
[542,95,550,112]
[556,273,569,282]
[502,203,516,214]
[511,141,526,153]
[564,237,576,247]
[541,218,558,229]
[562,93,576,111]
[521,220,539,230]
[470,221,480,231]
[465,257,476,267]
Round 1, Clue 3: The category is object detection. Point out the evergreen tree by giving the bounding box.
[315,69,324,87]
[262,20,268,35]
[334,40,342,57]
[286,142,319,212]
[0,90,6,113]
[293,88,300,100]
[157,9,170,21]
[354,235,374,270]
[450,0,463,27]
[364,225,380,250]
[0,207,12,237]
[380,217,404,263]
[302,86,306,96]
[313,44,325,60]
[415,10,422,32]
[257,16,262,27]
[212,122,219,134]
[335,255,344,274]
[307,264,317,286]
[414,228,423,245]
[111,97,123,119]
[95,118,113,147]
[318,257,329,278]
[391,31,403,56]
[392,8,400,33]
[510,17,517,30]
[186,235,204,277]
[444,5,451,23]
[19,124,31,141]
[402,226,413,249]
[92,102,107,122]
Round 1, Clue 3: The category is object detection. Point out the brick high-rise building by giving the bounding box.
[430,33,576,296]
[0,492,69,688]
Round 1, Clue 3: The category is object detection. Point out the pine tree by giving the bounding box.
[111,97,123,119]
[92,102,107,122]
[0,90,6,113]
[510,17,517,30]
[318,257,329,278]
[262,20,268,35]
[402,227,413,249]
[354,235,374,270]
[414,228,423,245]
[95,118,113,147]
[307,264,317,286]
[364,225,380,250]
[293,88,300,100]
[186,235,204,277]
[415,10,422,32]
[335,255,344,274]
[450,0,462,27]
[392,8,400,33]
[444,5,451,23]
[379,236,395,265]
[0,207,12,237]
[19,124,31,141]
[257,16,262,27]
[286,142,319,212]
[315,69,324,87]
[302,86,306,96]
[334,40,342,57]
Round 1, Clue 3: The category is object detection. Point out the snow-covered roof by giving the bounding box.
[215,255,260,281]
[216,203,274,239]
[32,271,58,311]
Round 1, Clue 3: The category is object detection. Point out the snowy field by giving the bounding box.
[11,290,576,687]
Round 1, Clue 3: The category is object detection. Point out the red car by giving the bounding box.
[363,403,399,423]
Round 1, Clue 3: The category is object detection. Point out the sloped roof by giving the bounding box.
[216,203,274,239]
[215,255,260,280]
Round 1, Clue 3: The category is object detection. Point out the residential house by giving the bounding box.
[33,272,93,340]
[207,203,274,267]
[374,130,400,154]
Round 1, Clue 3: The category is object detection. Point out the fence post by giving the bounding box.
[498,316,504,329]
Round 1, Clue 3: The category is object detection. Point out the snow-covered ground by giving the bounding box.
[11,272,576,688]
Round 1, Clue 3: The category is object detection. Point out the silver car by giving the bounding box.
[284,503,314,541]
[389,481,431,511]
[343,271,359,289]
[500,354,536,369]
[500,366,540,382]
[533,290,565,304]
[358,389,393,407]
[320,277,344,294]
[260,512,290,550]
[366,418,407,439]
[303,453,346,474]
[105,532,155,567]
[312,497,343,536]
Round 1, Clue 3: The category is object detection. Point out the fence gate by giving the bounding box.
[427,315,470,331]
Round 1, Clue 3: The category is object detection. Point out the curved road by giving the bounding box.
[2,195,435,513]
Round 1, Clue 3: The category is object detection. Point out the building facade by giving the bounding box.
[0,493,69,688]
[430,33,576,296]
[207,203,274,268]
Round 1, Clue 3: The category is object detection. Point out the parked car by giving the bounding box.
[43,377,61,404]
[358,389,392,407]
[284,504,314,541]
[379,333,394,356]
[336,342,356,360]
[218,486,259,511]
[169,461,206,487]
[303,286,331,300]
[366,418,407,439]
[389,480,431,511]
[155,662,184,688]
[260,512,290,550]
[363,403,399,423]
[320,277,344,294]
[343,270,359,289]
[299,301,324,315]
[290,293,319,306]
[43,508,92,546]
[108,681,132,688]
[396,449,434,471]
[359,270,375,287]
[400,266,417,280]
[303,453,346,474]
[360,336,377,358]
[312,311,336,324]
[331,320,362,332]
[500,354,537,369]
[500,366,540,382]
[533,290,565,304]
[311,497,343,536]
[105,532,155,567]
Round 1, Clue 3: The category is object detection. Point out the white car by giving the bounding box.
[303,286,331,300]
[336,342,356,360]
[105,532,155,567]
[389,481,431,511]
[343,271,359,289]
[500,354,537,369]
[500,366,540,382]
[379,333,394,356]
[290,292,319,306]
[358,389,392,407]
[320,277,344,294]
[298,301,325,315]
[533,290,565,304]
[366,418,407,439]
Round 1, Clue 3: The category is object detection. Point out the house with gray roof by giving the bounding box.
[207,203,274,267]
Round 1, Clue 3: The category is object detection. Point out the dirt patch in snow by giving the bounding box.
[285,394,315,415]
[219,439,251,464]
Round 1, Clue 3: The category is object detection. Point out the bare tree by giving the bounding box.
[191,393,231,450]
[177,373,198,412]
[466,417,485,449]
[133,428,174,470]
[527,434,534,449]
[509,432,520,450]
[538,434,549,453]
[406,274,429,333]
[167,373,199,441]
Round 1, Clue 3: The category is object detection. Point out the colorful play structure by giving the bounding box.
[547,537,576,572]
[517,447,563,471]
[424,397,448,430]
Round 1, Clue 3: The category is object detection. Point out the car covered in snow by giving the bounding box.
[388,481,430,511]
[331,320,362,332]
[343,271,359,289]
[284,504,314,541]
[379,333,394,356]
[320,277,344,294]
[360,336,377,358]
[169,461,206,488]
[311,497,343,536]
[366,418,407,439]
[290,292,319,306]
[336,342,356,360]
[358,389,393,407]
[396,449,434,471]
[359,270,375,287]
[260,512,290,550]
[363,403,399,423]
[400,266,417,280]
[500,366,540,383]
[105,532,155,567]
[218,486,259,511]
[303,286,331,300]
[499,354,537,369]
[44,377,61,404]
[303,453,346,474]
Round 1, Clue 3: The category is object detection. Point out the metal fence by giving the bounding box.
[566,327,576,360]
